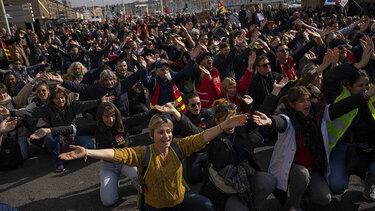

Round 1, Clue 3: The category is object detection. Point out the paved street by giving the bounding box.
[1,126,375,211]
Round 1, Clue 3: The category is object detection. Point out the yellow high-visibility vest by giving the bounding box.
[327,86,375,152]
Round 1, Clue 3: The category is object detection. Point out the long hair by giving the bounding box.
[220,77,240,102]
[275,86,311,114]
[96,102,124,133]
[48,87,70,108]
[67,62,88,77]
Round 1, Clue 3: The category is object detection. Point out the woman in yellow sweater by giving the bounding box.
[58,111,248,210]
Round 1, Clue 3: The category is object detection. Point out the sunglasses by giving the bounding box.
[259,63,271,68]
[190,102,201,107]
[217,104,237,112]
[74,68,81,70]
[337,45,346,50]
[279,48,289,53]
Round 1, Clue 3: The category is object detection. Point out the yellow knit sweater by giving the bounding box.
[112,132,206,208]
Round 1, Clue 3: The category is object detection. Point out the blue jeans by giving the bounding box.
[144,191,214,211]
[329,143,375,193]
[0,203,18,211]
[99,160,138,206]
[44,135,95,163]
[17,136,28,160]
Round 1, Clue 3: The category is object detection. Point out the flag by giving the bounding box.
[145,8,149,17]
[340,0,349,7]
[90,9,94,15]
[165,7,169,15]
[218,0,227,14]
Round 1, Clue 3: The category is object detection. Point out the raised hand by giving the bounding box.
[243,95,253,105]
[30,128,50,139]
[102,93,115,103]
[304,50,317,61]
[355,35,373,69]
[248,52,256,69]
[154,102,178,114]
[190,45,202,61]
[0,117,17,134]
[58,145,86,161]
[199,65,212,80]
[321,26,332,37]
[47,73,63,83]
[145,54,156,66]
[0,105,10,116]
[260,19,268,29]
[131,53,138,61]
[139,56,147,70]
[174,37,186,50]
[221,113,248,129]
[274,77,288,90]
[180,23,187,32]
[252,111,272,126]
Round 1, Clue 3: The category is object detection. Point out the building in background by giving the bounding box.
[1,0,82,35]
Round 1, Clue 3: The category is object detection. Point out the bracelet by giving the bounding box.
[84,149,88,162]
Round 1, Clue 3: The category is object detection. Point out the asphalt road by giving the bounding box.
[1,118,375,211]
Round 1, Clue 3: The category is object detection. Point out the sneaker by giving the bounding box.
[56,161,65,173]
[363,183,375,202]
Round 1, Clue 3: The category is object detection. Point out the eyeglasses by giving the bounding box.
[74,68,81,70]
[217,104,237,112]
[190,102,201,107]
[258,63,271,68]
[279,48,289,53]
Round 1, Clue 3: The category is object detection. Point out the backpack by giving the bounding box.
[138,142,190,211]
[0,135,23,171]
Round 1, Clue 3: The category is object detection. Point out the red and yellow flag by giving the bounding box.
[218,0,227,14]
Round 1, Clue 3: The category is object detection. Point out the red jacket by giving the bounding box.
[197,67,221,108]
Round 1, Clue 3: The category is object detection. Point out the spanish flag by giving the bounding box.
[218,0,227,14]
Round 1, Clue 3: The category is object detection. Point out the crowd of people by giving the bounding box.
[1,1,375,210]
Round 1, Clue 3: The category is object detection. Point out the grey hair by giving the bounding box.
[99,69,118,87]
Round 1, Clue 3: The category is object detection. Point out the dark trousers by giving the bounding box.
[144,191,214,211]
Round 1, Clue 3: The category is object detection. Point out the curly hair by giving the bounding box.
[67,62,88,77]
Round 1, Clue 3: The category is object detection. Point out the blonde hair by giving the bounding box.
[67,62,87,76]
[148,114,173,139]
[220,77,237,95]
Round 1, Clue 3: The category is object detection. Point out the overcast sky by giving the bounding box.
[71,0,147,8]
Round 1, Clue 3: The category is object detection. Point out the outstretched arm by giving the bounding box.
[202,112,248,144]
[59,145,114,162]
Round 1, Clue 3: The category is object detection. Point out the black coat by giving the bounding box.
[61,70,141,117]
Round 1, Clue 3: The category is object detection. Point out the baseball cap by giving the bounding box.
[156,59,169,69]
